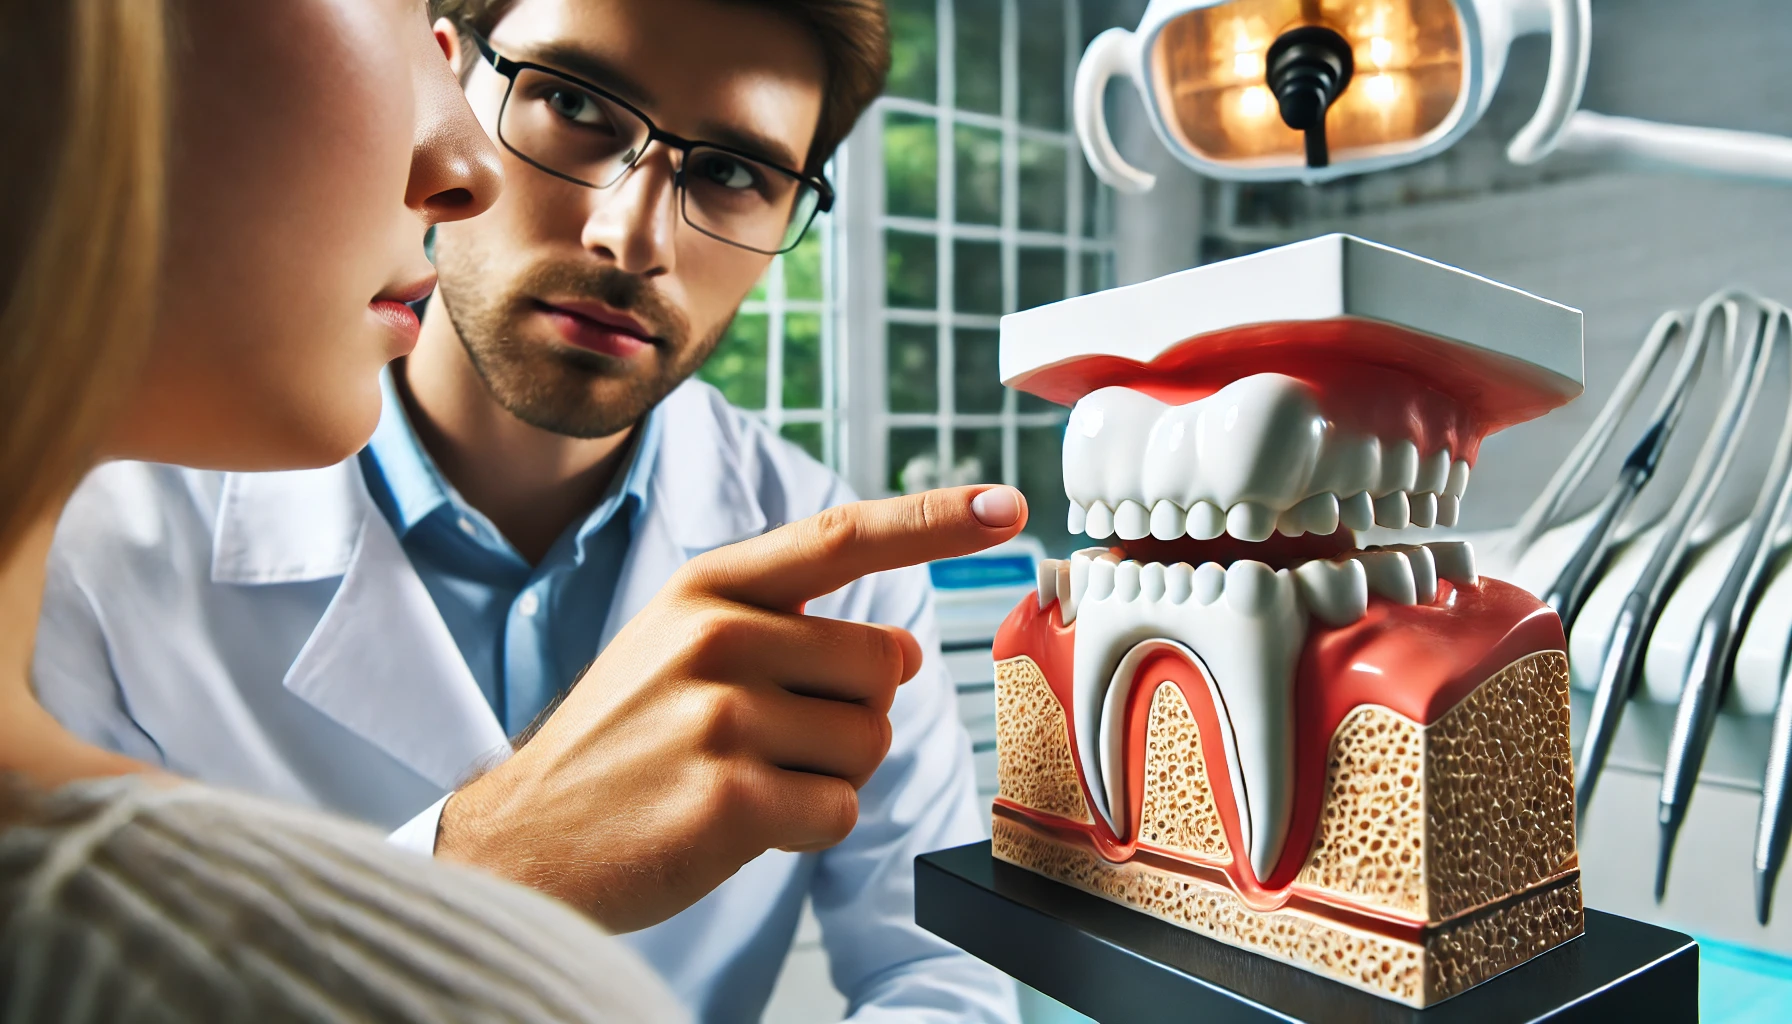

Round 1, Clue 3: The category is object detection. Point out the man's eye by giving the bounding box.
[695,155,757,191]
[546,88,603,126]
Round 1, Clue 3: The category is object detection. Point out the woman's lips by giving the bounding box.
[535,300,657,358]
[369,299,422,352]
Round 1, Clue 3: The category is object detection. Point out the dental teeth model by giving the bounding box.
[990,235,1588,1007]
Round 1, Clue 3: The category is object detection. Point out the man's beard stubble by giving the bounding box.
[434,245,725,440]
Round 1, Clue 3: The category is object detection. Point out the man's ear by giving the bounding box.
[433,17,465,72]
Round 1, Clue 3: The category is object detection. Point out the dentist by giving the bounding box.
[32,0,1024,1021]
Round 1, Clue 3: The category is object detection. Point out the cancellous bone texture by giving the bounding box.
[992,651,1582,1008]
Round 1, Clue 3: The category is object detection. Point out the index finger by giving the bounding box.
[685,485,1028,610]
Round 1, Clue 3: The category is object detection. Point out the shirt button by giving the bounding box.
[517,591,540,617]
[457,516,477,538]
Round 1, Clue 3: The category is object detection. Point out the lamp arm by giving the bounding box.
[1506,0,1592,165]
[1557,111,1792,183]
[1074,29,1156,194]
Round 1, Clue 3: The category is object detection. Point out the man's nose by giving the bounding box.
[581,143,678,275]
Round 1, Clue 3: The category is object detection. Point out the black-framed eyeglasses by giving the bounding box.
[469,30,832,256]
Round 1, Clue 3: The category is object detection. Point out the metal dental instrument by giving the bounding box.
[1577,295,1763,818]
[1757,653,1792,923]
[1656,304,1792,898]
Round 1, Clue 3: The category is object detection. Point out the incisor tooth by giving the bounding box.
[1056,561,1074,621]
[1188,501,1226,540]
[1372,490,1411,529]
[1295,558,1369,626]
[1226,502,1277,542]
[1410,492,1438,529]
[1427,540,1478,585]
[1339,491,1375,531]
[1380,439,1419,494]
[1086,500,1114,539]
[1292,492,1340,536]
[1402,544,1438,603]
[1224,560,1280,614]
[1139,562,1166,602]
[1164,562,1194,603]
[1416,448,1451,495]
[1446,460,1472,499]
[1354,550,1418,605]
[1150,500,1186,541]
[1192,562,1226,605]
[1115,499,1151,540]
[1114,560,1142,602]
[1067,502,1087,535]
[1088,556,1116,601]
[1036,559,1056,609]
[1437,494,1460,527]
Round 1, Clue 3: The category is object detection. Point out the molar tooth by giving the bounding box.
[1067,502,1087,535]
[1056,561,1075,622]
[1402,544,1438,603]
[1036,559,1057,609]
[1226,502,1277,542]
[1086,500,1115,539]
[1446,460,1472,499]
[1113,560,1142,602]
[1223,560,1280,614]
[1353,550,1418,605]
[1409,491,1438,529]
[1294,558,1369,626]
[1372,490,1411,529]
[1114,499,1151,541]
[1150,500,1186,541]
[1427,540,1478,586]
[1087,556,1117,601]
[1164,562,1194,603]
[1338,491,1375,532]
[1139,562,1167,602]
[1436,494,1460,527]
[1192,562,1226,605]
[1379,439,1420,495]
[1416,448,1451,495]
[1187,501,1226,541]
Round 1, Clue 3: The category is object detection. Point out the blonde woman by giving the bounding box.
[0,0,684,1018]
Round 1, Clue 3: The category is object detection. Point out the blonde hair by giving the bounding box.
[0,0,166,558]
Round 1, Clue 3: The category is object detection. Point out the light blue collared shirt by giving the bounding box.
[357,370,662,735]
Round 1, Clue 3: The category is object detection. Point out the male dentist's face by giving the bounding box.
[432,0,826,438]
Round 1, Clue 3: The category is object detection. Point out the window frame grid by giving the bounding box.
[730,205,842,467]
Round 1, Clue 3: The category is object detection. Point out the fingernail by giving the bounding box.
[970,486,1022,528]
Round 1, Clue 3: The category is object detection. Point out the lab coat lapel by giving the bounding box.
[213,466,509,790]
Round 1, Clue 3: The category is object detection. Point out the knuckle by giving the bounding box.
[688,688,748,753]
[805,504,862,562]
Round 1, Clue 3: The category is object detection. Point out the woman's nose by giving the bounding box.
[407,35,503,226]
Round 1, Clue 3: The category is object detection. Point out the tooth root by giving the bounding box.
[1226,502,1277,542]
[1416,448,1451,495]
[1057,561,1076,622]
[1086,500,1114,539]
[1380,439,1419,494]
[1115,499,1151,541]
[1403,544,1438,603]
[1067,502,1087,535]
[1427,540,1478,586]
[1353,550,1418,605]
[1036,559,1057,609]
[1338,491,1375,532]
[1436,494,1460,528]
[1164,562,1194,603]
[1372,490,1411,529]
[1192,562,1226,605]
[1409,492,1438,529]
[1150,500,1186,541]
[1446,460,1472,499]
[1139,562,1167,602]
[1295,558,1369,626]
[1188,501,1226,541]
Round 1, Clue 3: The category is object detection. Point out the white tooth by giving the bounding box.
[1114,560,1143,602]
[1379,439,1419,495]
[1416,449,1451,495]
[1427,540,1478,586]
[1150,500,1186,541]
[1086,500,1115,539]
[1353,550,1418,605]
[1115,499,1151,541]
[1088,556,1116,601]
[1067,502,1087,535]
[1223,560,1281,615]
[1056,561,1075,622]
[1188,501,1226,541]
[1226,502,1276,542]
[1338,491,1375,532]
[1139,562,1166,602]
[1140,374,1326,513]
[1192,562,1226,605]
[1446,460,1472,499]
[1275,508,1307,538]
[1036,559,1057,610]
[1437,494,1460,527]
[1164,562,1194,603]
[1403,544,1438,603]
[1410,492,1438,529]
[1314,434,1381,498]
[1062,387,1156,512]
[1294,558,1369,626]
[1067,548,1107,623]
[1372,490,1411,529]
[1289,492,1339,537]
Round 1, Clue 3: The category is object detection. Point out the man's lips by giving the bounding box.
[534,299,660,358]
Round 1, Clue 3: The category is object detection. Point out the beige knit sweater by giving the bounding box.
[0,776,688,1023]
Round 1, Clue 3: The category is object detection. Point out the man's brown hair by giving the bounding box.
[431,0,890,175]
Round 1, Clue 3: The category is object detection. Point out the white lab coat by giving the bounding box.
[33,379,1020,1024]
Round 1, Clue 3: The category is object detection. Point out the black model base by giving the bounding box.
[916,842,1700,1023]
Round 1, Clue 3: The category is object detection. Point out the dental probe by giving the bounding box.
[1757,653,1792,923]
[1578,297,1761,817]
[1656,306,1792,898]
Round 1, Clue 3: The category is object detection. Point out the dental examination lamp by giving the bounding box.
[1077,0,1792,189]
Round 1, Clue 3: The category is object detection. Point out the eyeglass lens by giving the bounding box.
[501,68,820,254]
